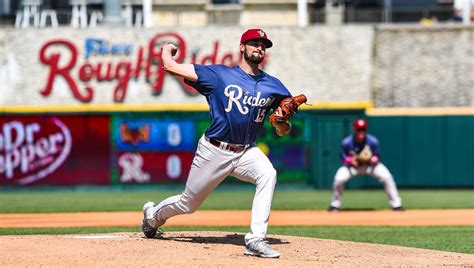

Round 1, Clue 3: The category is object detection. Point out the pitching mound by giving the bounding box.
[1,231,473,267]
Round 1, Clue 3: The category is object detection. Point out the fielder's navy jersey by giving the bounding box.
[340,133,380,164]
[185,64,292,145]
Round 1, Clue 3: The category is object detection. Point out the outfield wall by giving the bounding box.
[1,109,473,188]
[309,108,474,189]
[1,25,473,188]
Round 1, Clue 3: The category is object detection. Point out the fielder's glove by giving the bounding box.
[269,94,307,129]
[355,145,373,165]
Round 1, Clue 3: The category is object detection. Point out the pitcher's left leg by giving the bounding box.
[231,146,277,244]
[371,163,402,208]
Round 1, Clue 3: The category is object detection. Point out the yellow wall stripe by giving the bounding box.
[0,101,373,113]
[367,107,474,116]
[2,104,472,115]
[300,101,373,110]
[1,104,472,115]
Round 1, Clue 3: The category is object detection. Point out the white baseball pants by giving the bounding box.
[330,163,402,209]
[146,135,277,245]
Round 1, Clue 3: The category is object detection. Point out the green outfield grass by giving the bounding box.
[0,226,472,254]
[0,189,472,213]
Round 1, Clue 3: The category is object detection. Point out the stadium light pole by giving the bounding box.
[383,0,392,23]
[143,0,152,28]
[462,0,472,25]
[297,0,308,27]
[103,0,125,26]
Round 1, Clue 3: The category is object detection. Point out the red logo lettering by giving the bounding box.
[38,33,269,103]
[39,40,93,102]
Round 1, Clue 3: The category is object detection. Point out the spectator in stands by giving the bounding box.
[451,0,474,22]
[420,16,438,26]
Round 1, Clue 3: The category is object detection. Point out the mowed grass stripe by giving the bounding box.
[0,190,473,213]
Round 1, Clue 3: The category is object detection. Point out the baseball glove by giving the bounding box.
[269,94,307,126]
[355,145,373,165]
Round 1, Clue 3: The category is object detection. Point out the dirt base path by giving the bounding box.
[1,231,473,267]
[1,209,473,228]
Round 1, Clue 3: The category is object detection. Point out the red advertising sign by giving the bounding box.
[117,152,194,183]
[0,116,110,186]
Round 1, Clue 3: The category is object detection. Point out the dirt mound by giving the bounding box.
[1,231,473,267]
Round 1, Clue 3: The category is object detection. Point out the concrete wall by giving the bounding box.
[1,25,473,108]
[372,25,474,107]
[0,26,372,106]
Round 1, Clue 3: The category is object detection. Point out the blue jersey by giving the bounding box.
[185,64,292,145]
[340,133,380,164]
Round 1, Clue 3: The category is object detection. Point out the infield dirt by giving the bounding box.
[1,210,473,267]
[1,231,473,267]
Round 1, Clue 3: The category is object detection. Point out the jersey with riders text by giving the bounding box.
[340,133,380,165]
[185,64,292,145]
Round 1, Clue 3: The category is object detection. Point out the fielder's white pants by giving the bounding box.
[146,135,277,245]
[330,163,402,209]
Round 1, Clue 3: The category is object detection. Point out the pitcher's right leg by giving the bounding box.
[230,146,279,258]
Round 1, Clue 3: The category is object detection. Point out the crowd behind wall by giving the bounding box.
[0,0,473,28]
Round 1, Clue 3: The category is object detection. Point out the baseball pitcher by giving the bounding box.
[141,29,307,258]
[328,118,403,211]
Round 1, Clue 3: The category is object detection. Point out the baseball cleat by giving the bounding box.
[141,201,166,238]
[392,206,405,211]
[327,206,340,212]
[244,239,280,258]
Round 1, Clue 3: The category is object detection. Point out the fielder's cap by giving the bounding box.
[240,29,273,48]
[353,118,368,130]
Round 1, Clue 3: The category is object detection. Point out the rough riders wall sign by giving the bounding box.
[38,32,268,103]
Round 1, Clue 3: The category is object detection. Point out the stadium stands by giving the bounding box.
[0,0,461,27]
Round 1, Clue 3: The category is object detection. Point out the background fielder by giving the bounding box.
[140,29,305,258]
[329,118,403,211]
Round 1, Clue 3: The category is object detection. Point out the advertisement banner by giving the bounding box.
[113,118,195,151]
[0,115,110,186]
[257,118,310,183]
[0,113,309,186]
[116,152,194,183]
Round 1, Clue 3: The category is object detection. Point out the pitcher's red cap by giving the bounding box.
[240,29,273,48]
[353,118,368,130]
